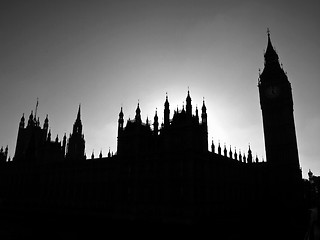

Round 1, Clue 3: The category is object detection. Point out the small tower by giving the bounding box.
[239,150,242,162]
[164,93,170,128]
[211,140,215,153]
[19,113,25,129]
[218,142,222,155]
[27,111,34,127]
[62,133,67,157]
[118,107,124,133]
[43,114,49,141]
[66,105,85,161]
[135,102,141,124]
[229,146,233,159]
[234,148,238,160]
[153,109,159,135]
[186,89,192,117]
[223,144,227,157]
[117,107,124,153]
[247,145,252,164]
[201,99,207,126]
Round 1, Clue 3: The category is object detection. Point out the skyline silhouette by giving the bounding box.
[0,1,319,178]
[0,34,308,238]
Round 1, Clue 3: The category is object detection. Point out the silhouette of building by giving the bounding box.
[117,91,208,156]
[13,103,84,163]
[0,32,308,239]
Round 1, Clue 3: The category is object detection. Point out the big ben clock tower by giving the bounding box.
[258,30,300,171]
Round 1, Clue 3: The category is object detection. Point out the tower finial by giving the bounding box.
[267,28,270,38]
[34,97,39,120]
[77,104,81,120]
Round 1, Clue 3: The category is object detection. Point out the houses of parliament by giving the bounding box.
[0,33,310,238]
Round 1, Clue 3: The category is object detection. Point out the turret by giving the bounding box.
[153,109,159,135]
[19,113,25,129]
[62,133,67,157]
[118,107,124,132]
[229,146,232,159]
[239,150,242,162]
[27,111,34,127]
[135,102,141,124]
[72,105,82,135]
[195,106,199,123]
[47,129,51,142]
[186,90,192,117]
[211,140,215,153]
[201,99,207,126]
[43,114,49,140]
[164,93,170,128]
[223,144,227,157]
[247,145,252,164]
[66,105,85,161]
[218,142,221,155]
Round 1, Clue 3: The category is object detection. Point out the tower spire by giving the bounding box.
[77,104,81,121]
[186,89,192,116]
[164,92,170,127]
[34,98,39,121]
[264,28,279,65]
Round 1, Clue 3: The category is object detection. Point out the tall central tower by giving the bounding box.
[258,31,300,169]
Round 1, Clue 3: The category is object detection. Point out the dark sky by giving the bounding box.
[0,0,319,177]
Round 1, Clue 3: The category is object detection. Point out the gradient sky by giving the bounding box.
[0,0,319,177]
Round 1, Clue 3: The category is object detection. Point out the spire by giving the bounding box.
[34,98,39,121]
[153,109,159,135]
[72,105,83,135]
[247,144,253,164]
[201,98,207,125]
[223,144,227,157]
[77,104,81,121]
[164,92,170,127]
[234,147,238,160]
[135,102,141,124]
[119,106,124,119]
[264,28,279,65]
[195,105,199,123]
[19,113,25,128]
[211,139,215,153]
[27,111,34,127]
[43,114,49,130]
[47,129,51,142]
[186,89,192,116]
[118,107,124,132]
[239,150,242,162]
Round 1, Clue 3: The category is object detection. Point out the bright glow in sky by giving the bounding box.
[0,1,319,177]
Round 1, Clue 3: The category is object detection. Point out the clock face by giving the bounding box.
[265,85,280,99]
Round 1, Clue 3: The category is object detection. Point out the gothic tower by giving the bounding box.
[258,30,300,170]
[164,93,170,128]
[66,105,85,161]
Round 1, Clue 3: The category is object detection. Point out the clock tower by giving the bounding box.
[258,30,300,170]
